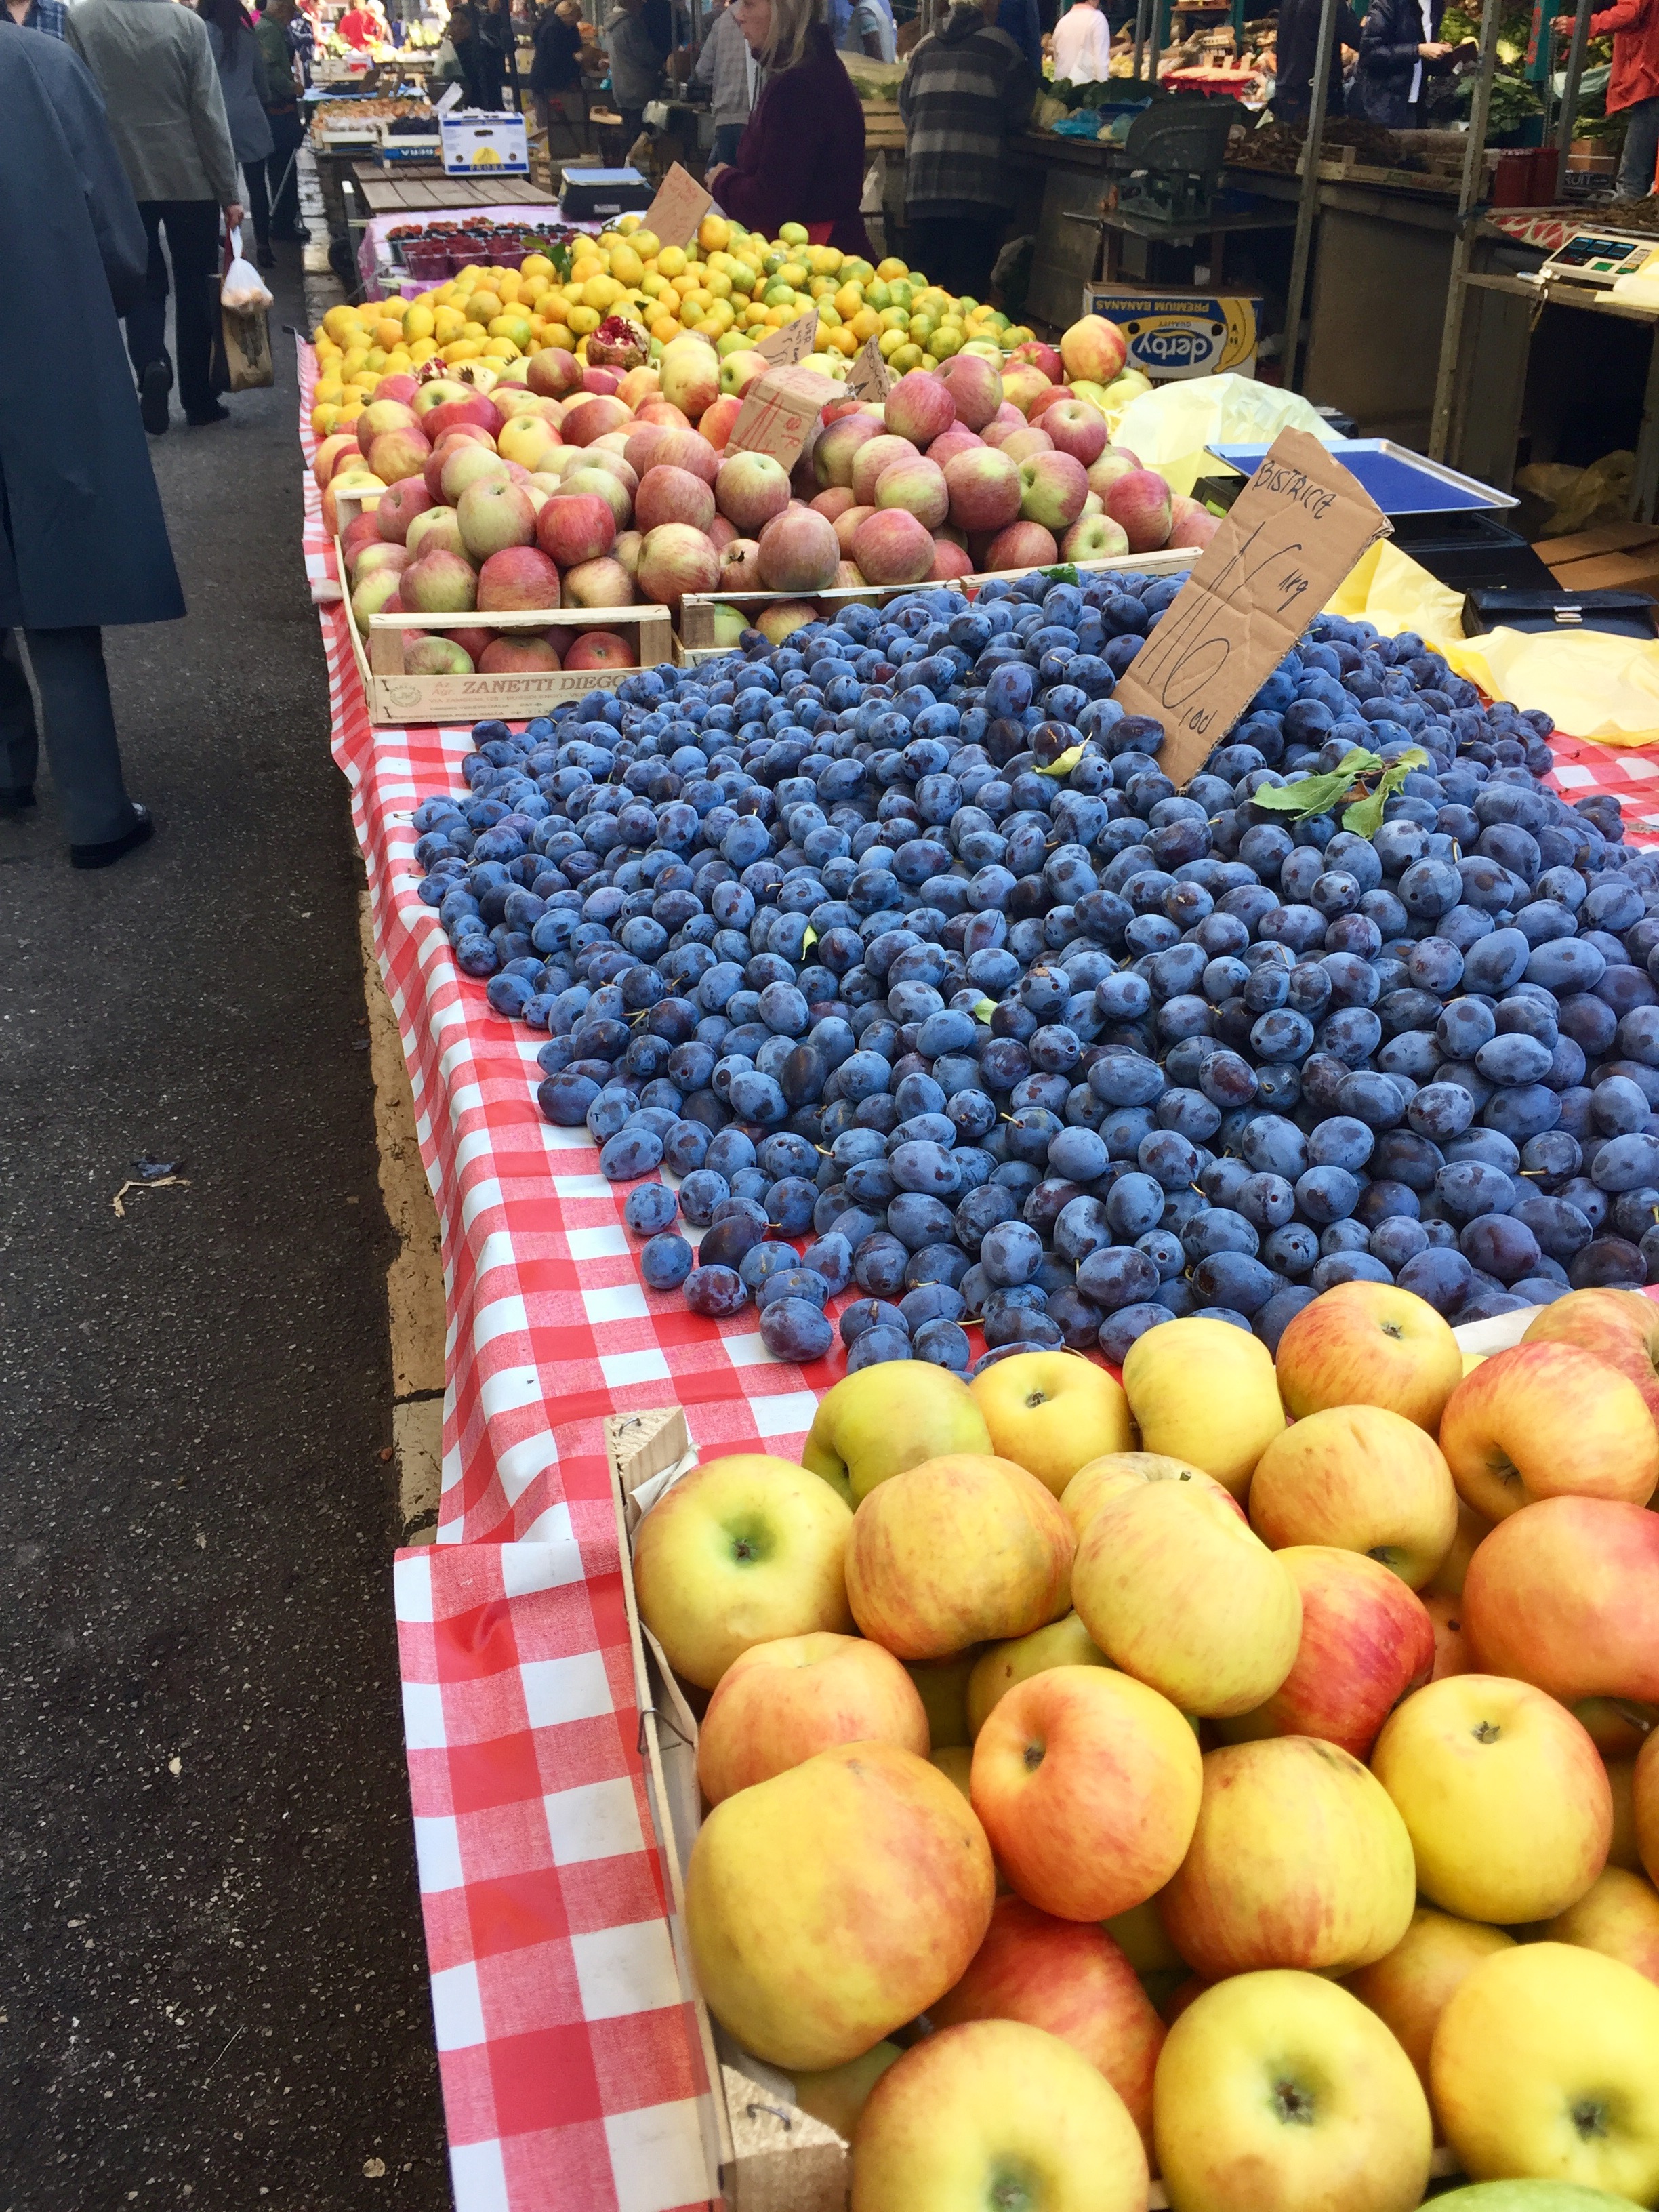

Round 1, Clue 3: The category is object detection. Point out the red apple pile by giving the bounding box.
[626,1286,1659,2212]
[317,314,1210,673]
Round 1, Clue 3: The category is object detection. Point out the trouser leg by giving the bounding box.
[124,202,170,382]
[0,630,40,800]
[1619,97,1659,199]
[268,112,304,232]
[243,157,272,249]
[20,627,134,848]
[163,201,224,418]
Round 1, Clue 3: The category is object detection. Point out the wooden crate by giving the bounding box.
[337,548,676,722]
[676,546,1195,651]
[861,100,906,151]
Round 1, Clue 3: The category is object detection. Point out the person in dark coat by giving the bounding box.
[1272,0,1364,123]
[0,27,182,865]
[1351,0,1460,126]
[707,0,871,254]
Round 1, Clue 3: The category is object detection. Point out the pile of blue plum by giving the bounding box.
[408,568,1659,1373]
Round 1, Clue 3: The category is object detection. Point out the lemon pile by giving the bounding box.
[310,209,1039,438]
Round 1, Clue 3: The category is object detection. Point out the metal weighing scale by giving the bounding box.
[1202,438,1557,591]
[1534,228,1659,289]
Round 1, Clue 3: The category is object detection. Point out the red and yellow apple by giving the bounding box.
[1071,1478,1302,1717]
[1523,1285,1659,1425]
[1461,1496,1659,1705]
[970,1664,1202,1921]
[1214,1545,1435,1760]
[1345,1906,1515,2099]
[1438,1343,1659,1520]
[1275,1280,1465,1432]
[631,1453,853,1691]
[1059,1452,1242,1540]
[967,1351,1132,1498]
[804,1364,994,1508]
[965,1613,1111,1737]
[695,1631,928,1805]
[1120,1316,1285,1495]
[845,1454,1073,1662]
[1542,1864,1659,1985]
[1248,1404,1458,1588]
[1371,1674,1611,1923]
[1425,1591,1472,1680]
[1155,1969,1432,2212]
[1428,1498,1495,1599]
[686,1740,994,2070]
[929,1896,1165,2148]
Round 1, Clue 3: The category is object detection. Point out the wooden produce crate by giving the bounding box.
[676,546,1195,653]
[861,98,906,152]
[337,551,676,722]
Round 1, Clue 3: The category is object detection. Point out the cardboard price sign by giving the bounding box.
[1112,428,1391,789]
[640,162,710,251]
[754,309,819,366]
[728,364,842,470]
[846,333,893,401]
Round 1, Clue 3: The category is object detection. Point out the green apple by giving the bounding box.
[802,1363,991,1506]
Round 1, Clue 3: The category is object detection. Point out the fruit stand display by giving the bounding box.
[299,214,1659,2212]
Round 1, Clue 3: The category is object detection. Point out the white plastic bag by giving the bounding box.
[222,253,273,313]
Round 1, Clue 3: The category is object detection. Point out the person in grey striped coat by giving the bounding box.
[899,0,1032,302]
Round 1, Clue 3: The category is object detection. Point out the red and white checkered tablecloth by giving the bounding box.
[302,341,1659,2212]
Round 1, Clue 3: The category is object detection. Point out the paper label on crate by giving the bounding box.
[728,364,840,468]
[846,333,894,401]
[1112,428,1391,790]
[755,310,819,367]
[641,163,711,251]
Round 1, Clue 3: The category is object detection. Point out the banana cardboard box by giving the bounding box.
[1082,287,1259,382]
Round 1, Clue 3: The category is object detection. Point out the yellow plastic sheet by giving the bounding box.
[1325,540,1659,747]
[1113,373,1336,497]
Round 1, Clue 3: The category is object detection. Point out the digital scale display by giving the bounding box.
[1541,230,1658,285]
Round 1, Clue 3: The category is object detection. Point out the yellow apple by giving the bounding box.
[1371,1675,1612,1923]
[1431,1942,1659,2200]
[906,1649,979,1748]
[1160,1738,1416,1978]
[793,2043,903,2139]
[1426,1590,1473,1681]
[965,1612,1111,1737]
[497,413,562,470]
[695,1631,929,1804]
[970,1664,1202,1921]
[685,1740,994,2069]
[850,2019,1148,2212]
[1120,1317,1285,1495]
[1070,1477,1302,1717]
[1247,1404,1458,1589]
[1345,1906,1515,2097]
[1438,1343,1659,1521]
[632,1453,853,1690]
[845,1454,1073,1662]
[1059,1452,1243,1540]
[967,1351,1132,1497]
[929,1894,1166,2149]
[1155,1970,1433,2212]
[802,1363,992,1507]
[1542,1866,1659,1986]
[1275,1279,1464,1432]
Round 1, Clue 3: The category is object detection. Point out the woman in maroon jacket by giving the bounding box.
[705,0,872,253]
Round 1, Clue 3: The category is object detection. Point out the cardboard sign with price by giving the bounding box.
[1112,428,1391,789]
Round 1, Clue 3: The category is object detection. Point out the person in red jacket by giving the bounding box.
[705,0,871,253]
[1557,0,1659,198]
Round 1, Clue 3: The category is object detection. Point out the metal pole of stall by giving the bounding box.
[1555,0,1593,198]
[1130,0,1149,81]
[1145,0,1164,82]
[1282,0,1339,391]
[1428,0,1506,458]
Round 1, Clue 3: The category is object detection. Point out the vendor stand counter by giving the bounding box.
[1444,207,1659,527]
[298,333,1659,2209]
[1012,129,1462,445]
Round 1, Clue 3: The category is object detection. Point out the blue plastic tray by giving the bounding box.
[1207,438,1517,516]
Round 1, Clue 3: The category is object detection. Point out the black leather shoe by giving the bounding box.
[0,787,35,815]
[70,803,153,870]
[140,359,171,436]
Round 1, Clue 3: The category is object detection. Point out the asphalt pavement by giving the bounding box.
[0,254,451,2208]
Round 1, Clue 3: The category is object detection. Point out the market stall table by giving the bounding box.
[301,343,1659,2211]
